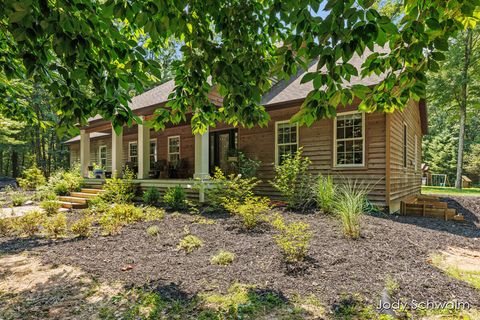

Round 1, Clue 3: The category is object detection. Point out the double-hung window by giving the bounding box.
[275,121,298,165]
[168,136,180,164]
[334,112,365,166]
[403,124,408,168]
[129,142,138,164]
[99,145,107,169]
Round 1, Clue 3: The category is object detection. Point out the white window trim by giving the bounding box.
[333,111,366,168]
[274,120,299,166]
[98,145,107,169]
[150,138,158,162]
[168,135,181,163]
[128,141,138,163]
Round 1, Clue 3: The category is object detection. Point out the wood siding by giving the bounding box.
[387,99,423,210]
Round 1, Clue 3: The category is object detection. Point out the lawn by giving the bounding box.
[422,186,480,197]
[1,194,480,319]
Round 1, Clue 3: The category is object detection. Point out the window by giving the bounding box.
[275,121,298,165]
[334,112,365,166]
[150,139,157,169]
[168,136,180,164]
[403,124,408,168]
[414,133,418,172]
[99,145,107,169]
[129,141,138,164]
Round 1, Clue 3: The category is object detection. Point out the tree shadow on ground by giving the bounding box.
[0,236,83,255]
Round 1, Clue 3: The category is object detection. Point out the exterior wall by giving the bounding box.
[238,104,388,206]
[387,100,423,212]
[70,101,425,208]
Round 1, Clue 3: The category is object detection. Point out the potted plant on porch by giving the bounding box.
[92,163,105,179]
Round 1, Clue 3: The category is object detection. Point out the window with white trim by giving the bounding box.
[150,139,157,169]
[334,112,364,166]
[129,142,138,164]
[275,121,298,165]
[168,136,180,164]
[99,145,107,169]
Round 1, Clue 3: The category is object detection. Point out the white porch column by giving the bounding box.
[137,116,150,179]
[194,127,209,202]
[80,129,90,178]
[111,126,123,177]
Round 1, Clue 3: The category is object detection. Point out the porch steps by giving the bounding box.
[57,188,104,210]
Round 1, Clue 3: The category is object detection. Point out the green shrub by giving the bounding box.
[142,187,160,205]
[98,203,144,235]
[231,151,261,178]
[333,180,370,239]
[224,196,271,229]
[205,167,260,210]
[86,196,111,216]
[144,207,165,221]
[43,213,67,238]
[271,213,312,262]
[71,216,94,237]
[40,200,61,216]
[18,165,46,191]
[35,185,57,201]
[163,185,187,210]
[0,218,14,236]
[177,235,203,253]
[46,165,84,196]
[146,225,160,237]
[16,210,45,236]
[11,192,28,206]
[210,250,235,265]
[316,174,336,214]
[270,148,317,212]
[101,168,136,203]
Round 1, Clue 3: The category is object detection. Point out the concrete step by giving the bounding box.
[70,192,99,199]
[81,188,105,194]
[58,196,87,204]
[58,201,88,209]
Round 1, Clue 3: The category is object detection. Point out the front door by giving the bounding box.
[209,129,237,174]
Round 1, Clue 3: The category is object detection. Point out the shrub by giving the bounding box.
[142,187,160,205]
[46,165,84,196]
[35,185,57,201]
[211,250,235,265]
[146,225,160,237]
[16,210,45,236]
[98,203,144,235]
[11,192,28,206]
[205,168,260,210]
[271,213,312,263]
[224,196,271,229]
[270,148,317,212]
[43,213,67,238]
[40,200,61,216]
[333,179,370,239]
[163,185,187,210]
[101,168,136,203]
[316,174,336,214]
[70,216,94,237]
[18,165,46,191]
[0,218,14,236]
[177,235,203,253]
[231,151,261,178]
[144,207,165,221]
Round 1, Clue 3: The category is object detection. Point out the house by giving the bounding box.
[66,52,427,213]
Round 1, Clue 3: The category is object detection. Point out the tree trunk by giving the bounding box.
[455,28,473,189]
[11,149,19,178]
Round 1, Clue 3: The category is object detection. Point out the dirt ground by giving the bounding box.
[1,195,479,318]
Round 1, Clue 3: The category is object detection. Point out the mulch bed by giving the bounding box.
[1,196,480,311]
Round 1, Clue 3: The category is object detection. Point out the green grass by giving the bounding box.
[421,186,480,197]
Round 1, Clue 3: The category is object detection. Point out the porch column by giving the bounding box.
[137,116,150,179]
[111,126,123,177]
[194,127,209,202]
[80,129,90,178]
